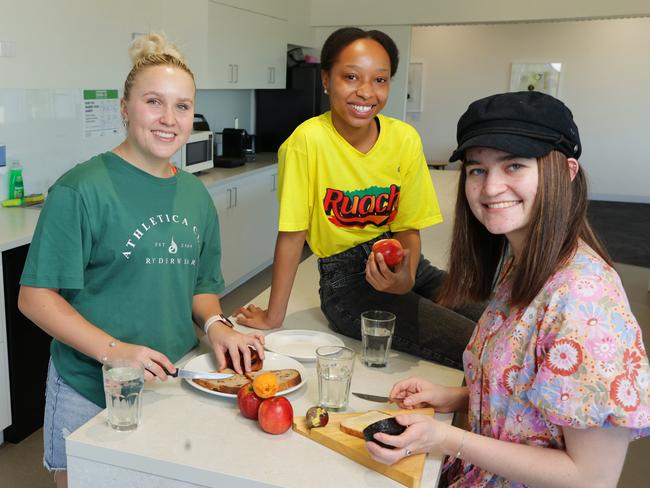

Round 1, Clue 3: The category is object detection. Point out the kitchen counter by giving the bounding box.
[0,154,278,253]
[197,152,278,187]
[0,205,42,253]
[66,253,463,488]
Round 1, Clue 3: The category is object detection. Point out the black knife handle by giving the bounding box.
[163,367,178,377]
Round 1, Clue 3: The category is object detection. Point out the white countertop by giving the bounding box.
[66,254,464,488]
[0,154,278,254]
[0,205,42,253]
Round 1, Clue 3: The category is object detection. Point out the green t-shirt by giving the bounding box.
[21,152,224,406]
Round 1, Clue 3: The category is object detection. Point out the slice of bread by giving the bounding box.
[193,369,250,395]
[339,411,392,439]
[222,347,263,372]
[192,368,302,395]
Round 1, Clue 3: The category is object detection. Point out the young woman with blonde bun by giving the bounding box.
[367,91,650,487]
[18,33,264,487]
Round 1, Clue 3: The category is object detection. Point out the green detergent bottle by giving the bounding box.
[8,161,24,200]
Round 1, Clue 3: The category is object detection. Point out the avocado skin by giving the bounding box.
[363,418,406,449]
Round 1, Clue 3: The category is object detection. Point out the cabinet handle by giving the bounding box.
[233,187,238,207]
[227,188,232,208]
[268,67,275,84]
[234,64,239,83]
[271,173,277,191]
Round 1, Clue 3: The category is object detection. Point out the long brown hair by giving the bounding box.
[438,150,611,309]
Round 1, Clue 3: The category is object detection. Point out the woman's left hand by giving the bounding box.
[365,414,448,465]
[206,325,265,374]
[365,249,414,294]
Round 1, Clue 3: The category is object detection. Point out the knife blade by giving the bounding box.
[168,369,234,380]
[352,392,391,403]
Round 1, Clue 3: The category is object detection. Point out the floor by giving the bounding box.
[588,201,650,269]
[1,261,648,487]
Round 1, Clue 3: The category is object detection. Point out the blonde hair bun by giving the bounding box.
[128,32,185,65]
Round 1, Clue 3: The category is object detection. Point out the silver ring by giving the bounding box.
[405,448,412,456]
[145,362,153,370]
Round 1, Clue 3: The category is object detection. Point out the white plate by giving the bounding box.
[264,329,345,361]
[183,352,307,399]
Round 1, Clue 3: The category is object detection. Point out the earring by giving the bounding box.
[323,87,328,94]
[122,118,128,128]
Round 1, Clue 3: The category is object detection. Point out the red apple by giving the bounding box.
[372,239,404,268]
[237,383,263,420]
[258,396,293,435]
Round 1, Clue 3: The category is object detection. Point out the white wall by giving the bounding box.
[310,0,650,26]
[408,18,650,203]
[313,25,411,120]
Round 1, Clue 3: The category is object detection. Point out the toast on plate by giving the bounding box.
[193,368,302,395]
[221,347,263,372]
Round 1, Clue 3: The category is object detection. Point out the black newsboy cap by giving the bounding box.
[449,91,581,162]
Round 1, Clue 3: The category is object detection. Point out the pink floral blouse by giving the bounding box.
[450,242,650,487]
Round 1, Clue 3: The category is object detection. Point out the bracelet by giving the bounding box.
[100,339,118,364]
[455,430,467,459]
[203,314,234,335]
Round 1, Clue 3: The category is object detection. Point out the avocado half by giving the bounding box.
[362,417,406,449]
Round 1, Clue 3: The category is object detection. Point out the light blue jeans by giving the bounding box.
[43,358,102,471]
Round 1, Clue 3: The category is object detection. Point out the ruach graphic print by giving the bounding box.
[322,184,400,228]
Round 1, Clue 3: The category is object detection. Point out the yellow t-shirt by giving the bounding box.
[277,112,442,258]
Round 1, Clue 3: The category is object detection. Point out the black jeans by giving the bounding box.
[318,235,483,370]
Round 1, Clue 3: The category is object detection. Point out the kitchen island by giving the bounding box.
[65,170,466,488]
[66,253,463,488]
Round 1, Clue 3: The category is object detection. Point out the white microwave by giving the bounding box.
[172,130,213,174]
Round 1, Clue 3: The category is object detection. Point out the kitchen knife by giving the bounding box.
[352,392,391,403]
[167,369,234,380]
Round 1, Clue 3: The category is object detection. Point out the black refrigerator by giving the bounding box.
[255,63,330,153]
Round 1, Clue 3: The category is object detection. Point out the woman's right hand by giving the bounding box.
[389,377,464,412]
[107,341,176,383]
[234,304,281,330]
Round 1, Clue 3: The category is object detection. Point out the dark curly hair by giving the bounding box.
[321,27,399,77]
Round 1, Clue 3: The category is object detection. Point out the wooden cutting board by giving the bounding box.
[292,408,434,488]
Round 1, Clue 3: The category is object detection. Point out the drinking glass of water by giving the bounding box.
[361,310,396,367]
[316,345,355,411]
[102,359,144,431]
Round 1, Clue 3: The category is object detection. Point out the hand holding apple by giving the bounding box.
[372,239,404,268]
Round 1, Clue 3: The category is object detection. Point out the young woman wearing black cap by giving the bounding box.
[365,91,650,487]
[235,27,482,369]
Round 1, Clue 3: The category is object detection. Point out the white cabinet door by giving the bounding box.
[210,184,240,291]
[207,3,287,89]
[159,0,210,89]
[208,168,279,293]
[0,262,10,431]
[0,340,10,431]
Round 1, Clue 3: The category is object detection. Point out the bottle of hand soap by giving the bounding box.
[8,160,24,200]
